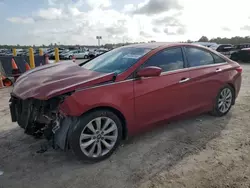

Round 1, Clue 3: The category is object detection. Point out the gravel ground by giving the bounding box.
[0,64,249,188]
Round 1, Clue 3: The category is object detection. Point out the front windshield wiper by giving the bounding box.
[112,72,118,81]
[78,56,97,67]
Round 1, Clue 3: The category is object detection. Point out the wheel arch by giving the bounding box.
[227,83,236,105]
[81,106,128,140]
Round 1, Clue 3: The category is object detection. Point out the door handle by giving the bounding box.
[179,78,190,83]
[215,68,222,72]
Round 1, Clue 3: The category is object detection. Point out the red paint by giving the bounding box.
[12,43,242,136]
[137,66,162,77]
[13,62,115,99]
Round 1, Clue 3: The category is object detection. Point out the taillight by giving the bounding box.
[236,66,243,73]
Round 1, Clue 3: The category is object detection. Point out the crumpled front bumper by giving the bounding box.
[9,95,17,123]
[9,93,78,151]
[9,94,31,129]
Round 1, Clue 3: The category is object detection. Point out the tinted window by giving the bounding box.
[212,53,226,63]
[141,48,184,72]
[186,47,214,67]
[81,47,151,74]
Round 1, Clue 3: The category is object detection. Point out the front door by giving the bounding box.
[134,47,193,128]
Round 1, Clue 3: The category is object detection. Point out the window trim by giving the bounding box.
[211,53,227,64]
[133,46,186,77]
[183,46,227,69]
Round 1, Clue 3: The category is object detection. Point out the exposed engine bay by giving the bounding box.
[9,93,75,151]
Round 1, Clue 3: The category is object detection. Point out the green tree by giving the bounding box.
[198,36,209,42]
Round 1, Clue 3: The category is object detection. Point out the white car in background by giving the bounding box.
[60,50,78,59]
[16,49,27,56]
[46,48,66,58]
[73,51,90,59]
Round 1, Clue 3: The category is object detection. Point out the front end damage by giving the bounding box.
[9,93,75,151]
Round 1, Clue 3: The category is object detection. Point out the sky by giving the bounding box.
[1,0,250,45]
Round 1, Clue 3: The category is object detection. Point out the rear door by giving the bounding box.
[184,46,232,110]
[134,47,193,127]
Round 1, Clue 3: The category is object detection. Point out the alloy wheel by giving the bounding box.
[79,117,118,158]
[218,88,233,113]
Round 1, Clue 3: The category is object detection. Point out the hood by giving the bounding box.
[12,62,115,100]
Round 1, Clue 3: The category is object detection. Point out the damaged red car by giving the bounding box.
[9,43,242,162]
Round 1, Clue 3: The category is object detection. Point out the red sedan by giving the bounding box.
[9,43,242,162]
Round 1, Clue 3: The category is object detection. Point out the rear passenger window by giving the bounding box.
[185,47,214,67]
[141,47,184,72]
[212,53,226,63]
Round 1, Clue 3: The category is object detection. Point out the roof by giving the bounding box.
[193,42,217,45]
[121,42,186,49]
[241,48,250,50]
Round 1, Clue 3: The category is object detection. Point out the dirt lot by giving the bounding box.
[0,64,250,188]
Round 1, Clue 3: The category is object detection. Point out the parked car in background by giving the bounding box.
[73,51,90,59]
[209,44,234,57]
[234,43,250,50]
[231,48,250,62]
[34,51,40,56]
[45,49,54,54]
[47,51,55,59]
[0,49,11,56]
[94,49,109,57]
[192,42,218,48]
[10,43,242,162]
[60,50,79,59]
[60,49,70,55]
[47,49,65,59]
[16,49,26,56]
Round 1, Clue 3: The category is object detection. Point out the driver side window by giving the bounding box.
[140,47,184,72]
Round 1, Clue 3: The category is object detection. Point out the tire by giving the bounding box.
[84,55,88,59]
[89,54,95,59]
[69,109,123,162]
[210,85,235,117]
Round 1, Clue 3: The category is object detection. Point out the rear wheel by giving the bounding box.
[69,110,122,162]
[211,85,234,117]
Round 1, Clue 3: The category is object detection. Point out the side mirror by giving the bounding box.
[137,66,162,78]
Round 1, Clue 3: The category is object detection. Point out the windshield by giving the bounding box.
[80,47,151,74]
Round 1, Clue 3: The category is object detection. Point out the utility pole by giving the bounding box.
[96,36,102,46]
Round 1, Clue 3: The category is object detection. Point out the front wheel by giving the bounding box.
[211,85,234,117]
[69,110,122,162]
[84,55,88,59]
